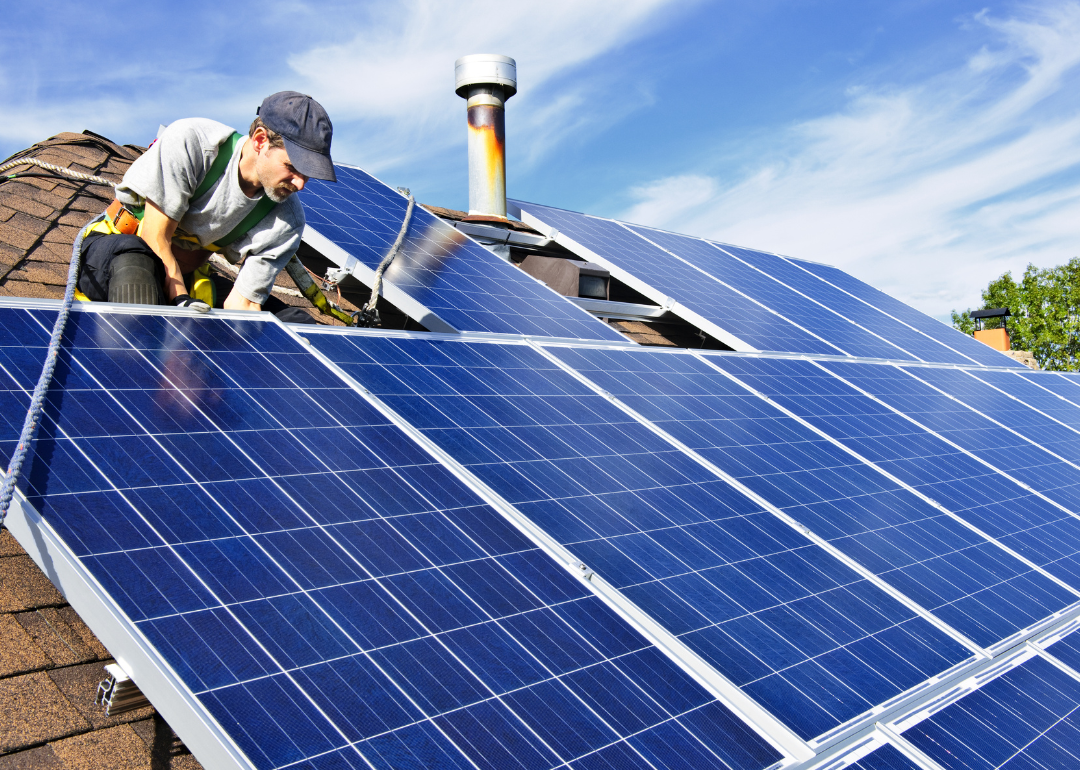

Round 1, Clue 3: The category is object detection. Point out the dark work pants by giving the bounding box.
[77,233,308,318]
[78,234,165,303]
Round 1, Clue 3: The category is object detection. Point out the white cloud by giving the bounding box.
[287,0,684,171]
[618,1,1080,320]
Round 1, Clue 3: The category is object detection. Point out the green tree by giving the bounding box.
[952,257,1080,371]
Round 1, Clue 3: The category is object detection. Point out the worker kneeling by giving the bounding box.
[78,91,336,313]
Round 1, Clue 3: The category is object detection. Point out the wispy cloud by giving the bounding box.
[287,0,683,172]
[618,1,1080,319]
[0,0,682,172]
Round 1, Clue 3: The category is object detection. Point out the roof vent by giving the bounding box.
[455,54,516,223]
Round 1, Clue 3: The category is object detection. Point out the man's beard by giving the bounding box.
[263,182,296,203]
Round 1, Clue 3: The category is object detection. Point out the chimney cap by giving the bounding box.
[970,307,1010,320]
[455,54,517,99]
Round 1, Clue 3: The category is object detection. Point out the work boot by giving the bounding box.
[108,252,162,305]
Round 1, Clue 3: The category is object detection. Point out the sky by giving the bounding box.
[3,0,1080,321]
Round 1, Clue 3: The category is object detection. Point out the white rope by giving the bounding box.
[0,157,115,187]
[207,255,304,298]
[0,215,102,525]
[358,189,414,326]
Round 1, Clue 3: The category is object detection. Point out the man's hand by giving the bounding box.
[172,294,211,312]
[223,285,262,311]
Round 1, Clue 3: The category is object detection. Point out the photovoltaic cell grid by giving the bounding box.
[706,355,1080,599]
[625,226,919,362]
[560,348,1076,648]
[786,256,1021,368]
[509,200,842,356]
[707,243,976,367]
[300,169,624,341]
[310,331,975,742]
[938,367,1080,466]
[0,307,783,770]
[846,744,921,770]
[897,654,1080,769]
[820,361,1080,517]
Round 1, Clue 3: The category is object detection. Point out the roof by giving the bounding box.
[0,528,201,768]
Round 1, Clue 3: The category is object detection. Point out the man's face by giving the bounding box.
[255,142,309,202]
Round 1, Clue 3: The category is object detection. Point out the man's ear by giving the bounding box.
[250,127,268,154]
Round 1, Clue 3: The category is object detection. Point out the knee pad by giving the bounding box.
[108,252,162,305]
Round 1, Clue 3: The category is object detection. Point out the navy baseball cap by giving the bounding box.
[257,91,337,182]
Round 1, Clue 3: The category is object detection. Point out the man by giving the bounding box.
[78,91,336,313]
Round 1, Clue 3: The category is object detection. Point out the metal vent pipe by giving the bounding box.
[455,54,516,220]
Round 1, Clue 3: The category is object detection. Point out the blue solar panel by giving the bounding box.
[820,360,1080,515]
[309,331,975,742]
[709,355,1080,597]
[301,169,624,341]
[707,244,976,366]
[898,654,1080,769]
[1018,371,1080,405]
[956,368,1080,461]
[0,306,783,770]
[624,226,919,361]
[847,744,921,770]
[510,200,842,356]
[786,257,1023,369]
[1043,625,1080,676]
[559,348,1074,648]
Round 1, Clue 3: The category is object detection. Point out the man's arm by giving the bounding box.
[139,201,187,302]
[223,285,261,311]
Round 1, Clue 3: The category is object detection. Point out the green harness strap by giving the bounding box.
[191,131,277,249]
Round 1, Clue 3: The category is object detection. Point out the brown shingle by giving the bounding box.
[1,182,69,211]
[25,241,76,265]
[0,193,55,221]
[43,225,81,245]
[8,262,70,287]
[56,211,98,229]
[3,213,50,239]
[0,556,66,612]
[0,223,39,252]
[0,531,23,558]
[0,282,64,300]
[15,609,108,669]
[49,724,151,770]
[0,744,64,769]
[48,663,154,730]
[0,671,88,753]
[0,615,50,678]
[0,207,14,223]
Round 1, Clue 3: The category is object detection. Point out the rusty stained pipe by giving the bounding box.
[466,87,507,218]
[455,55,516,220]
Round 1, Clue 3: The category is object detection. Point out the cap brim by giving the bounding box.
[282,136,337,182]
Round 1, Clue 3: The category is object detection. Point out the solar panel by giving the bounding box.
[308,331,980,743]
[845,744,922,770]
[623,226,920,361]
[819,360,1080,514]
[892,651,1080,769]
[595,351,1077,649]
[709,355,1080,597]
[509,200,843,355]
[699,243,977,366]
[0,304,785,770]
[300,168,625,341]
[786,256,1023,368]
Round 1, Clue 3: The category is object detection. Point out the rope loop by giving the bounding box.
[362,188,415,325]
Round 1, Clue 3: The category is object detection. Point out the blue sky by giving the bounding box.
[4,0,1080,320]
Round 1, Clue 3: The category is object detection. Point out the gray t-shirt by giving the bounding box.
[116,117,305,305]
